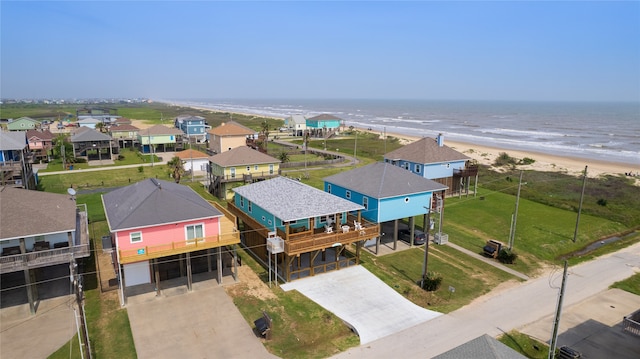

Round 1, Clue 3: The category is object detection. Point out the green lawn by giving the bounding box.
[498,330,549,358]
[611,272,640,295]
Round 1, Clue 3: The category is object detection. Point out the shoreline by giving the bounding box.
[358,127,638,180]
[161,102,639,182]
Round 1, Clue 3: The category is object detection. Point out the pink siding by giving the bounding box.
[115,217,220,251]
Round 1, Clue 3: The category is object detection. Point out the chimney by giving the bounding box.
[437,133,444,147]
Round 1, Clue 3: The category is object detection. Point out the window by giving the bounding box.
[186,224,204,244]
[130,232,142,244]
[254,165,259,171]
[248,201,252,213]
[404,197,410,203]
[415,164,421,173]
[246,166,251,172]
[363,197,369,210]
[346,190,351,199]
[269,164,274,174]
[240,197,244,208]
[327,184,332,193]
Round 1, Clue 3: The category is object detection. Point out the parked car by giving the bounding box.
[398,228,427,245]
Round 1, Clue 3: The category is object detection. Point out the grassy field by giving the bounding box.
[498,330,549,358]
[611,272,640,295]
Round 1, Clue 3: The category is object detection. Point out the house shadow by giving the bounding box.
[555,318,640,358]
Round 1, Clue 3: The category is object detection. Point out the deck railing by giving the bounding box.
[624,309,640,337]
[0,244,90,274]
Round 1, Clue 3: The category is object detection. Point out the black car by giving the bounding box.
[398,229,427,245]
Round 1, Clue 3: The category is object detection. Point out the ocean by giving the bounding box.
[167,99,640,167]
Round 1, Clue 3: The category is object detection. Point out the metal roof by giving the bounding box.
[233,176,364,222]
[138,125,184,136]
[70,128,113,142]
[385,136,469,164]
[324,162,448,199]
[0,186,77,241]
[102,179,222,231]
[433,334,527,359]
[207,121,255,136]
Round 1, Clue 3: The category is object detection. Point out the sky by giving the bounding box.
[1,1,639,102]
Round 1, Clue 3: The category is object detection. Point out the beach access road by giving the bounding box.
[331,241,640,358]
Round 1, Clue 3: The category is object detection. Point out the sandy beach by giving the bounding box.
[131,107,639,184]
[363,128,638,181]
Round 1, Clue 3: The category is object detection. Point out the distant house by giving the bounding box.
[75,117,102,129]
[70,127,117,161]
[0,131,36,189]
[7,117,39,131]
[26,129,55,161]
[175,115,209,143]
[207,121,255,154]
[384,134,478,196]
[109,124,140,149]
[174,148,209,173]
[284,114,307,136]
[0,186,90,314]
[137,125,185,153]
[102,178,240,305]
[207,146,280,199]
[324,162,448,250]
[306,114,342,137]
[113,117,132,126]
[226,176,380,282]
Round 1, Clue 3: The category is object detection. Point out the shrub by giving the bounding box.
[117,154,125,161]
[494,152,517,167]
[497,248,518,264]
[520,157,536,165]
[421,271,443,292]
[138,166,144,173]
[597,198,607,207]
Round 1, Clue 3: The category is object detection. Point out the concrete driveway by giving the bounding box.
[126,278,278,359]
[280,265,441,344]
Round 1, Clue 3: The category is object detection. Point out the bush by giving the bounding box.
[117,154,125,161]
[597,198,607,206]
[138,166,144,173]
[494,152,517,167]
[520,157,536,165]
[421,271,443,292]
[497,248,518,264]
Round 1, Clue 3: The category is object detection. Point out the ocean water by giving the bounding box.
[167,98,640,167]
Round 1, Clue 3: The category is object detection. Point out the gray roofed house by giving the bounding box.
[324,162,448,199]
[0,131,27,151]
[69,127,116,160]
[384,134,478,197]
[433,334,527,359]
[233,176,363,222]
[208,146,280,167]
[70,127,112,142]
[0,131,36,189]
[385,136,470,164]
[102,178,222,231]
[0,186,90,313]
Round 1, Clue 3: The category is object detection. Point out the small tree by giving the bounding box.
[278,151,290,163]
[261,120,270,151]
[421,272,443,292]
[167,156,185,183]
[497,248,518,264]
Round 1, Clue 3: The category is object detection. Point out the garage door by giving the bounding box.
[123,261,151,287]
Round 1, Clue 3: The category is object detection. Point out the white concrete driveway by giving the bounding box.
[281,265,441,344]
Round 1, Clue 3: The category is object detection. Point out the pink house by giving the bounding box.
[102,178,240,305]
[26,129,54,161]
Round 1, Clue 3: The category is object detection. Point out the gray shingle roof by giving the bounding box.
[307,114,344,121]
[324,162,448,199]
[385,136,469,164]
[0,186,77,240]
[0,131,27,150]
[208,146,280,167]
[138,125,184,136]
[102,179,222,231]
[433,334,527,359]
[70,128,112,142]
[233,176,364,222]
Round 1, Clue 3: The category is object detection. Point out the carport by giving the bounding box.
[281,265,441,344]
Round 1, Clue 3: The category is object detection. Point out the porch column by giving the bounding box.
[284,254,291,282]
[232,244,238,282]
[310,250,320,276]
[207,249,213,272]
[216,247,223,284]
[186,252,193,291]
[19,238,36,314]
[356,241,361,264]
[409,216,415,247]
[179,254,185,277]
[154,259,161,297]
[393,219,399,250]
[67,231,73,247]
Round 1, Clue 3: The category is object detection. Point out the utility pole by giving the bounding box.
[548,260,568,359]
[421,204,432,289]
[573,166,588,243]
[508,171,524,250]
[70,255,91,358]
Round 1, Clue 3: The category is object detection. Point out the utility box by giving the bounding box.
[483,240,503,258]
[434,233,448,245]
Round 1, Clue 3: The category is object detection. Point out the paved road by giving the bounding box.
[445,241,530,280]
[332,241,640,358]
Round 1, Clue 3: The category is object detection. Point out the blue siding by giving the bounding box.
[325,182,379,223]
[388,159,466,180]
[378,192,433,222]
[306,120,341,129]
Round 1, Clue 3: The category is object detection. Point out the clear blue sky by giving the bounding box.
[1,1,639,102]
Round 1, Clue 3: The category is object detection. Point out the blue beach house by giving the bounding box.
[227,176,380,281]
[175,115,209,143]
[384,134,478,196]
[305,114,343,137]
[324,162,447,251]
